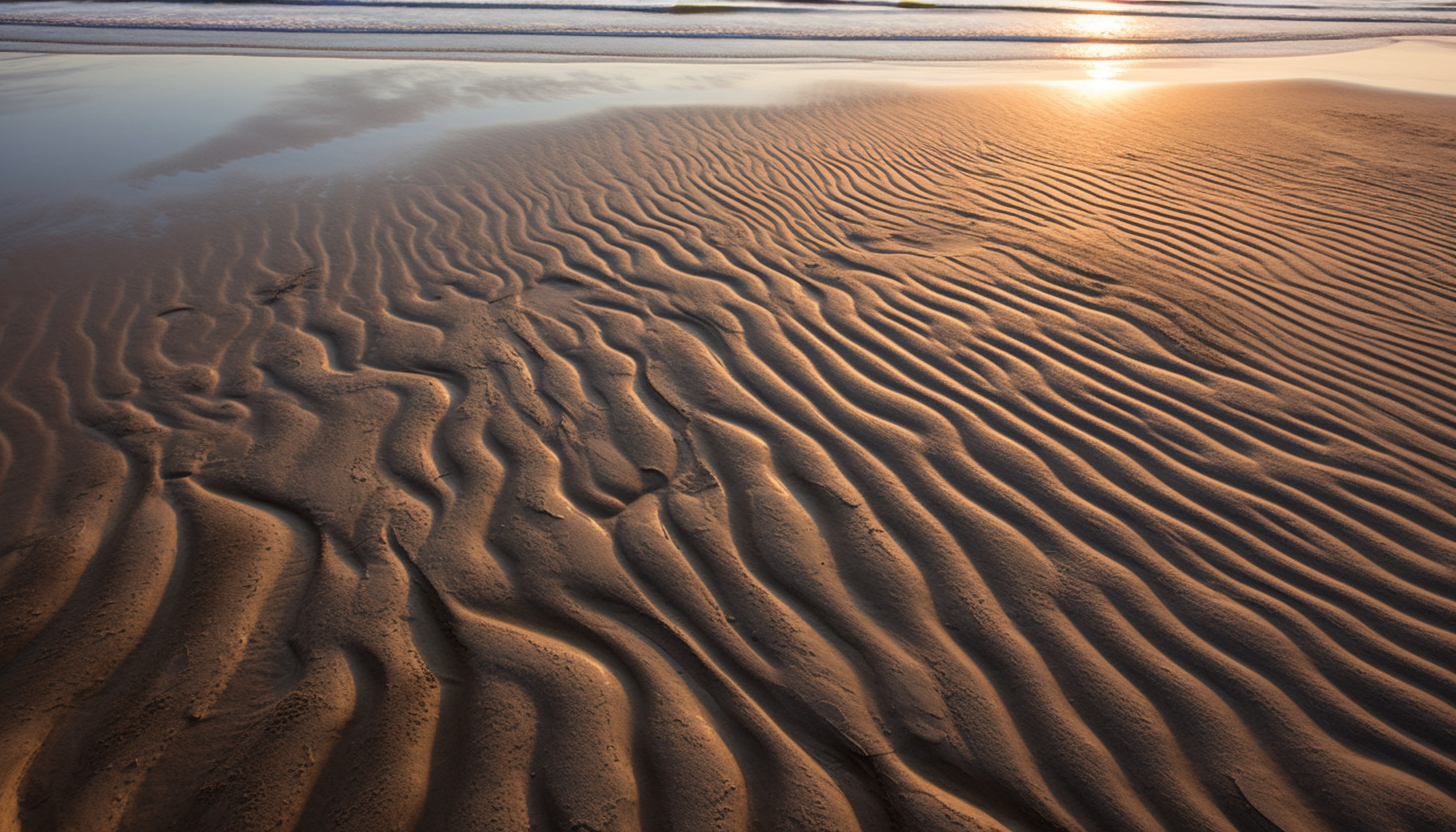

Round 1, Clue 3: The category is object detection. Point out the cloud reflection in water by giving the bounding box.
[128,66,640,182]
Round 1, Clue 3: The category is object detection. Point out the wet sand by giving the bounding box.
[2,77,1455,831]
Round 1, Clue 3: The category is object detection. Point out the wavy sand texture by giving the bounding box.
[2,80,1455,832]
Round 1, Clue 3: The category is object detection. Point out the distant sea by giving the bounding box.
[3,0,1456,60]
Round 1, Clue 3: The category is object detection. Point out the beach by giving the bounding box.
[3,16,1456,832]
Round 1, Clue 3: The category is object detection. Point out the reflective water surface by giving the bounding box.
[3,39,1454,240]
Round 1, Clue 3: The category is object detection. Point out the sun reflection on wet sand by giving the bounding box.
[1070,61,1137,94]
[1060,10,1146,94]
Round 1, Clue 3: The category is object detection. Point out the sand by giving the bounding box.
[2,78,1455,832]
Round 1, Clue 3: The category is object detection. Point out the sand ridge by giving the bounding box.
[1,80,1455,831]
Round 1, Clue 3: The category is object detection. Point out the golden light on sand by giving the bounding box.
[1063,60,1143,95]
[1064,37,1142,95]
[6,56,1456,832]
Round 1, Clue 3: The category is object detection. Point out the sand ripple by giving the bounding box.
[2,81,1455,831]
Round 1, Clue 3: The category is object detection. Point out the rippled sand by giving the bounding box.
[2,79,1455,832]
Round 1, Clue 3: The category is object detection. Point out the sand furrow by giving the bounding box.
[4,80,1456,832]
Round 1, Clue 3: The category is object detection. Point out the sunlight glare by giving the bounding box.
[1062,61,1143,96]
[1072,12,1131,40]
[1068,9,1137,63]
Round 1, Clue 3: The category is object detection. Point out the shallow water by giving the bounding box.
[2,38,1455,241]
[4,0,1456,60]
[0,56,795,237]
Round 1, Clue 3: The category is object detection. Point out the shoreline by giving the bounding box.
[1,32,1453,91]
[4,17,1456,63]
